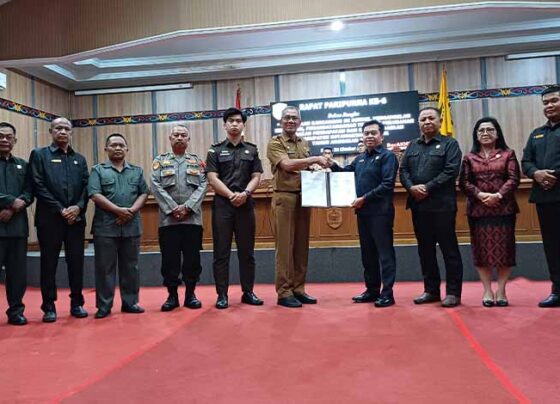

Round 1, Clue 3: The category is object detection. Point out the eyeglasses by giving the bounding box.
[477,128,496,134]
[0,134,15,141]
[282,115,300,122]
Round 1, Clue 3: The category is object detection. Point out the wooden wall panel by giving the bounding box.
[0,69,31,105]
[279,72,340,100]
[488,97,548,160]
[34,81,70,117]
[155,121,214,162]
[97,92,151,116]
[155,84,213,113]
[344,65,410,95]
[69,94,94,119]
[485,57,557,88]
[451,100,483,155]
[413,62,439,94]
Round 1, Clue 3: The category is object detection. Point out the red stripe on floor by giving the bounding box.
[447,310,531,404]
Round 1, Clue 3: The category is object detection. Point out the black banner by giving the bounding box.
[271,91,419,154]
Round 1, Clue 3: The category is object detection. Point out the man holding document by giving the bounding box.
[332,120,399,307]
[267,106,330,308]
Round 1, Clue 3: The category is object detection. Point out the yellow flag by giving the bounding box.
[438,68,454,137]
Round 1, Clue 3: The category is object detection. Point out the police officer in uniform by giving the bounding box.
[0,122,33,325]
[206,107,263,309]
[88,133,149,319]
[267,106,329,308]
[522,85,560,307]
[152,124,208,311]
[29,117,89,323]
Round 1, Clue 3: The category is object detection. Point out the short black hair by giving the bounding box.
[542,85,560,97]
[471,117,509,153]
[419,106,441,117]
[223,107,247,123]
[361,119,385,134]
[105,133,128,147]
[0,122,16,136]
[322,146,333,153]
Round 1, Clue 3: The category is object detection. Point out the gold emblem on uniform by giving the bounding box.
[152,161,161,170]
[162,169,175,176]
[187,168,200,175]
[326,208,343,230]
[162,160,173,166]
[187,159,197,164]
[534,134,544,139]
[51,159,62,163]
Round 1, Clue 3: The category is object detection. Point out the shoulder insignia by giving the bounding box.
[152,161,161,170]
[211,140,226,147]
[208,149,216,153]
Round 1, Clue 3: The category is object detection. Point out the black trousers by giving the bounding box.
[0,237,27,317]
[357,213,396,298]
[37,220,85,311]
[159,224,202,289]
[212,196,256,295]
[411,210,463,297]
[94,236,141,311]
[536,202,560,294]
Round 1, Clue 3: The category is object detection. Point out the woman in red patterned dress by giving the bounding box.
[459,117,520,307]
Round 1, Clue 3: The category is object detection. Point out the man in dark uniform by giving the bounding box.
[332,120,399,307]
[206,107,263,309]
[152,124,208,311]
[267,106,329,308]
[0,122,33,325]
[400,107,463,307]
[88,133,149,319]
[522,85,560,307]
[29,117,89,322]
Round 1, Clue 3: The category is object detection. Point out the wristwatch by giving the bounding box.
[244,189,252,196]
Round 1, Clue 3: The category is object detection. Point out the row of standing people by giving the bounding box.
[1,85,559,325]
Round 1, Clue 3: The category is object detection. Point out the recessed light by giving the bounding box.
[330,20,345,31]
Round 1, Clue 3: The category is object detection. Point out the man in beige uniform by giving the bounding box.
[267,106,329,308]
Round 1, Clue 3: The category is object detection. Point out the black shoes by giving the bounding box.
[352,291,378,303]
[496,299,509,307]
[161,292,180,312]
[215,294,229,309]
[442,295,461,307]
[482,299,495,307]
[374,296,395,308]
[241,292,264,306]
[70,306,88,318]
[7,314,27,326]
[95,309,111,319]
[184,293,202,309]
[277,296,303,308]
[294,293,317,304]
[538,293,560,308]
[413,292,441,305]
[42,311,57,323]
[122,304,145,314]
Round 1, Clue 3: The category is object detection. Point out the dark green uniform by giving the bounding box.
[206,139,263,296]
[88,161,149,311]
[0,156,33,318]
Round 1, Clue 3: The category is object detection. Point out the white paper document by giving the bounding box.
[301,171,356,207]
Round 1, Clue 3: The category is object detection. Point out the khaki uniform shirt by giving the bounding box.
[267,134,311,192]
[151,152,208,228]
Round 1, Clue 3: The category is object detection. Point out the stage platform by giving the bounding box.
[18,242,551,288]
[0,280,557,403]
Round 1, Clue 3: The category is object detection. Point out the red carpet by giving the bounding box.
[0,279,557,403]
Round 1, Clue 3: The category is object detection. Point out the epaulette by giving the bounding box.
[211,139,226,147]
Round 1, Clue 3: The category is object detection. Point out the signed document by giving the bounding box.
[301,171,356,207]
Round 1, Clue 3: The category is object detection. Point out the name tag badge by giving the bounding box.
[162,169,175,177]
[187,158,197,164]
[219,151,230,156]
[187,168,199,175]
[51,159,62,163]
[534,134,544,139]
[162,160,173,167]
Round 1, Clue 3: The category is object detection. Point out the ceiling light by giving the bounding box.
[74,82,193,96]
[330,20,345,31]
[505,50,560,60]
